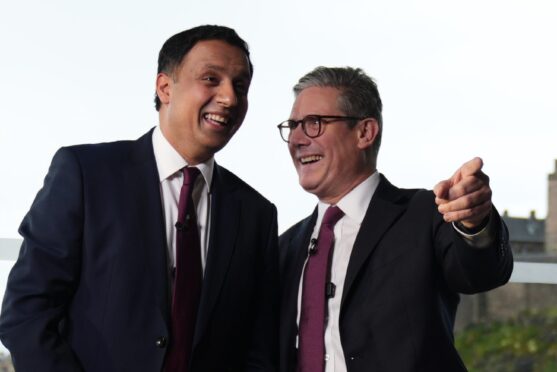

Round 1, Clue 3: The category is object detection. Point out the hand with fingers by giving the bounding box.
[433,157,493,230]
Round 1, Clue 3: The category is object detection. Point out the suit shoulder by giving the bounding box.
[380,177,434,206]
[401,187,434,202]
[279,214,314,246]
[216,165,274,208]
[392,188,438,215]
[63,138,136,159]
[280,218,306,239]
[57,130,152,167]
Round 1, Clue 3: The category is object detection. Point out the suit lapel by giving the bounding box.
[194,164,240,345]
[282,209,317,321]
[122,129,170,325]
[280,210,317,369]
[341,175,407,305]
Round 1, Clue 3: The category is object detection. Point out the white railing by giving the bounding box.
[1,238,557,284]
[0,239,20,261]
[0,238,556,357]
[510,262,557,284]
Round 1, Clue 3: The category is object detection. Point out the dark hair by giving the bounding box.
[154,25,253,111]
[293,66,383,156]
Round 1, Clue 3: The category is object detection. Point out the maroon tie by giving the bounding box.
[297,205,345,372]
[164,166,202,372]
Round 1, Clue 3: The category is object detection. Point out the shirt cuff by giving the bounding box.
[452,213,496,249]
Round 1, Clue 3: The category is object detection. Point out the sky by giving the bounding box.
[0,0,556,356]
[1,0,556,239]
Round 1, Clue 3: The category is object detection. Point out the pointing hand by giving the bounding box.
[433,157,492,229]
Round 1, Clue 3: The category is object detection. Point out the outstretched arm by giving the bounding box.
[432,157,513,293]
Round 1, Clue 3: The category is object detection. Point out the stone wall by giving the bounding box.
[455,282,557,332]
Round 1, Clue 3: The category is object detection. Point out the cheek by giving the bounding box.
[325,146,351,174]
[239,98,249,116]
[186,87,212,108]
[172,95,196,115]
[288,146,296,162]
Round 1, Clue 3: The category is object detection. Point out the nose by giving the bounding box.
[216,81,238,107]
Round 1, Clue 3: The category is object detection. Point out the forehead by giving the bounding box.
[178,39,251,79]
[291,86,343,118]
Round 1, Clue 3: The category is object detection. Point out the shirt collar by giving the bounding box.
[317,171,381,224]
[152,125,214,189]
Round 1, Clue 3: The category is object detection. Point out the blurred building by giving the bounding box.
[502,210,545,255]
[499,159,557,261]
[456,159,557,331]
[546,159,557,253]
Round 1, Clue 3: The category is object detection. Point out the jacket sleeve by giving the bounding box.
[435,204,514,294]
[0,147,84,371]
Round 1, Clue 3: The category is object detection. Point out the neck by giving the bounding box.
[159,122,211,165]
[318,169,375,205]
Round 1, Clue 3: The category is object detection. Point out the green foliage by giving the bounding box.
[456,308,557,372]
[0,352,13,372]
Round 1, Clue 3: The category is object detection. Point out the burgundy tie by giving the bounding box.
[164,166,202,372]
[297,205,345,372]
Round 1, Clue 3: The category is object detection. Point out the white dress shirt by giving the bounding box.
[152,126,213,272]
[297,172,381,372]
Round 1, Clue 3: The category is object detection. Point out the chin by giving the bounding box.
[299,180,319,195]
[202,134,232,150]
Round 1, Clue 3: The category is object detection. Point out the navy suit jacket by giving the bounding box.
[279,175,512,372]
[0,130,279,371]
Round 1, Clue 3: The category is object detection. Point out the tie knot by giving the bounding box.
[322,205,344,227]
[182,166,201,186]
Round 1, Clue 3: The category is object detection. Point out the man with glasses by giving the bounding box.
[277,66,513,372]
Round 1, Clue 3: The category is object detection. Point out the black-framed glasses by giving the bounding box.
[276,115,364,143]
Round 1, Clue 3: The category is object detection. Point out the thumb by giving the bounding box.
[433,180,451,200]
[459,157,484,177]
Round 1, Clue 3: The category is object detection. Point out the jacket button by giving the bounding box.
[155,336,167,348]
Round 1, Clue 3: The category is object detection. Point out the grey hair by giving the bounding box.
[293,66,383,156]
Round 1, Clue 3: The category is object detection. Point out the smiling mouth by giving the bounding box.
[300,155,323,164]
[204,113,230,127]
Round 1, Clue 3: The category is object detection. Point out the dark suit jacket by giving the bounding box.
[0,130,279,371]
[279,175,512,372]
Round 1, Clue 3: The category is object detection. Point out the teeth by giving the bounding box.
[300,155,323,164]
[205,113,229,125]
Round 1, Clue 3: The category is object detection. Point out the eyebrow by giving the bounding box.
[201,64,251,80]
[203,64,226,72]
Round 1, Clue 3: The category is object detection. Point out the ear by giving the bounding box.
[156,72,172,106]
[356,118,379,150]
